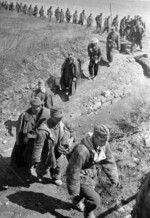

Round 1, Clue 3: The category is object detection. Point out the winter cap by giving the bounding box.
[93,124,110,140]
[30,97,42,106]
[68,52,74,56]
[50,106,63,119]
[91,37,99,44]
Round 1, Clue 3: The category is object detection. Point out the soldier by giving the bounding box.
[66,124,120,218]
[59,52,79,98]
[95,13,103,34]
[47,6,53,21]
[78,10,86,26]
[55,7,60,22]
[10,97,50,173]
[23,4,28,14]
[4,1,8,10]
[87,13,93,28]
[125,15,131,39]
[119,16,126,38]
[15,2,20,13]
[87,38,102,80]
[17,2,22,12]
[112,14,119,32]
[102,16,111,33]
[9,2,14,11]
[106,26,120,66]
[33,5,38,16]
[130,25,137,53]
[136,23,145,52]
[28,4,33,16]
[65,8,72,23]
[73,10,78,24]
[31,79,53,109]
[39,6,44,17]
[32,106,76,186]
[60,9,65,23]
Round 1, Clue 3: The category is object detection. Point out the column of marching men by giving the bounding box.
[0,0,146,48]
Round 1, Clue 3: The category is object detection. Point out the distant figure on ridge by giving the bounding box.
[65,8,72,23]
[78,10,86,26]
[87,13,93,28]
[95,13,103,34]
[33,5,38,16]
[39,6,44,17]
[47,6,53,21]
[73,10,78,24]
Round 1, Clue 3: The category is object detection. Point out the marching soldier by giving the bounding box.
[39,6,44,17]
[78,10,86,26]
[87,13,93,28]
[33,5,38,16]
[65,8,72,23]
[95,13,103,34]
[73,10,78,24]
[47,6,53,21]
[106,26,120,66]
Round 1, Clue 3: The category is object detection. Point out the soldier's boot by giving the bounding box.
[72,198,85,212]
[84,210,95,218]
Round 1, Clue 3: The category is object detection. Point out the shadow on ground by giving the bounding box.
[7,191,72,218]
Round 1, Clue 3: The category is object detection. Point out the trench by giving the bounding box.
[134,54,150,78]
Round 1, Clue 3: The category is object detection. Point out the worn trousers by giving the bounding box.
[88,59,99,77]
[73,182,101,218]
[36,150,63,180]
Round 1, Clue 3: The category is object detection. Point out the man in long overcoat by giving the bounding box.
[59,52,79,98]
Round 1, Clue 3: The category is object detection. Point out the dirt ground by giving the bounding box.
[1,9,150,218]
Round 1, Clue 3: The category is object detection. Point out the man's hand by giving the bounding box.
[113,181,121,188]
[73,78,76,81]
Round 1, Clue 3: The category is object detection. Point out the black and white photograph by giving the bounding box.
[0,0,150,217]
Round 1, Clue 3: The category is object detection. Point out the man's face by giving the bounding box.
[51,116,62,125]
[68,54,74,61]
[38,83,45,90]
[93,134,107,150]
[31,105,41,114]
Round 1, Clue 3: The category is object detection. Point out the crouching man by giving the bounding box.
[32,106,76,186]
[66,124,120,218]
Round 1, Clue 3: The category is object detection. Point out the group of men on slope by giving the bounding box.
[10,76,120,218]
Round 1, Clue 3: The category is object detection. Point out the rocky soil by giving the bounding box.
[1,9,150,218]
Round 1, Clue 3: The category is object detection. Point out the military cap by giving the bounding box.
[50,106,63,119]
[38,78,45,85]
[30,97,42,106]
[68,52,74,56]
[111,26,115,30]
[93,124,110,141]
